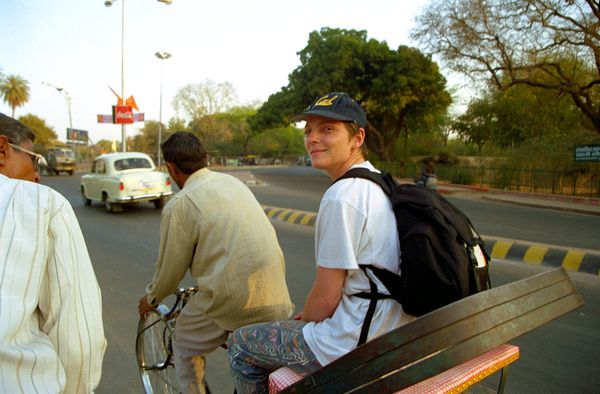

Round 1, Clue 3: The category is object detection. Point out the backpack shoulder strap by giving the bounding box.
[334,167,396,195]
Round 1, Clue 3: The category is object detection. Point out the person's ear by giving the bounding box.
[0,135,9,166]
[354,128,365,148]
[165,161,177,174]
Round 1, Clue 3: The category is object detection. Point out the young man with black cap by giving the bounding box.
[227,93,415,393]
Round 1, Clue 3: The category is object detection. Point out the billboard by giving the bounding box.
[97,113,144,124]
[66,128,88,144]
[574,144,600,162]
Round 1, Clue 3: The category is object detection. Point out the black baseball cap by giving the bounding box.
[293,92,367,129]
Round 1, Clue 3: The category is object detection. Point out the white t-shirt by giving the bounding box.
[302,162,415,366]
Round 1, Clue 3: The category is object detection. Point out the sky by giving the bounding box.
[0,0,452,145]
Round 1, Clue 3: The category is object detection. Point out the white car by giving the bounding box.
[81,152,173,213]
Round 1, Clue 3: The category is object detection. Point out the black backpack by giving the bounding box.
[335,168,491,346]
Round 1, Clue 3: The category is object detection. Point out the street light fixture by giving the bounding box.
[104,0,173,152]
[42,81,73,131]
[155,51,171,169]
[42,81,81,164]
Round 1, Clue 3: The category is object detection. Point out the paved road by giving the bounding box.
[248,167,600,251]
[39,171,600,393]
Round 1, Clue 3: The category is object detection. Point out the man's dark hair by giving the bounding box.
[161,131,208,174]
[0,113,36,144]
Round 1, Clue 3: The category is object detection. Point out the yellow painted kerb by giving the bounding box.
[287,212,301,223]
[266,208,282,218]
[491,241,513,259]
[276,210,292,220]
[562,250,585,271]
[523,246,548,264]
[299,213,316,225]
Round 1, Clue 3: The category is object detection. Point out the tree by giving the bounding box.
[0,74,30,117]
[454,82,591,152]
[93,140,114,155]
[217,106,258,156]
[248,126,305,158]
[129,120,166,160]
[188,114,231,149]
[18,114,58,148]
[252,28,451,160]
[412,0,600,134]
[168,117,188,132]
[172,80,238,121]
[453,99,496,153]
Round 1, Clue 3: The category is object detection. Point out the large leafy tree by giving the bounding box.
[215,106,258,156]
[18,114,58,148]
[248,126,305,157]
[1,74,30,117]
[252,28,452,161]
[172,80,238,121]
[412,0,600,134]
[129,120,168,160]
[93,139,115,155]
[455,83,591,152]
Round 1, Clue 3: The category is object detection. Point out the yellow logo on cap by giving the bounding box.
[314,95,338,107]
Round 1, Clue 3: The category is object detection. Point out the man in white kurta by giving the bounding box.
[0,175,107,393]
[0,113,106,393]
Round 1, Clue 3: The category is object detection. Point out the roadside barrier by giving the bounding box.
[485,236,600,276]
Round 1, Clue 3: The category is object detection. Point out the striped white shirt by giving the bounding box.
[0,174,106,393]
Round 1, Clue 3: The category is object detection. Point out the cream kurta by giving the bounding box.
[0,174,106,393]
[146,168,293,330]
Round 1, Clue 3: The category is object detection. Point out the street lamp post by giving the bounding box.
[42,81,73,131]
[42,81,79,163]
[105,0,173,152]
[155,51,171,169]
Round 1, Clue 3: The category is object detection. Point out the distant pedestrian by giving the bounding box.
[0,113,107,393]
[417,159,438,190]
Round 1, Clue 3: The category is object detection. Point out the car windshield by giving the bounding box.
[55,149,74,158]
[113,157,153,171]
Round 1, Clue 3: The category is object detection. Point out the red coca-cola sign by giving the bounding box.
[112,105,134,124]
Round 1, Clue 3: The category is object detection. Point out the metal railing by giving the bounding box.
[374,162,600,198]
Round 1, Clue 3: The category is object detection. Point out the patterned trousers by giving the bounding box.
[227,320,322,394]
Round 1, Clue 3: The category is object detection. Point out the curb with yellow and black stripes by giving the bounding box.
[484,237,600,275]
[262,205,600,276]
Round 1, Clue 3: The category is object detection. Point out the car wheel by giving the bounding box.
[153,198,164,209]
[81,187,91,206]
[104,195,121,213]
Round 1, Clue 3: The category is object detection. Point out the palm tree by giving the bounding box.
[0,74,30,117]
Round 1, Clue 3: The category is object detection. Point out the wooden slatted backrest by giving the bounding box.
[282,268,583,394]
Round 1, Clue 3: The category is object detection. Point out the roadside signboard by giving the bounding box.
[574,144,600,162]
[97,112,144,124]
[66,128,88,144]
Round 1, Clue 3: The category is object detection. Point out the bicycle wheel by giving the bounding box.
[136,310,179,394]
